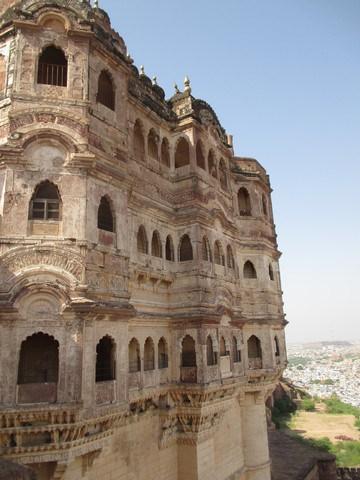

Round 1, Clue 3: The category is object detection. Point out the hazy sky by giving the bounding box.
[101,0,360,343]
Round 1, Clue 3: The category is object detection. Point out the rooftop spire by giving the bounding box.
[184,76,191,93]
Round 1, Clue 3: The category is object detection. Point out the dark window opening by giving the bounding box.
[165,235,175,261]
[232,337,241,363]
[269,264,275,281]
[202,236,212,262]
[274,336,280,357]
[134,120,145,162]
[175,137,190,168]
[238,187,251,216]
[248,335,262,359]
[214,241,225,266]
[96,336,116,382]
[129,338,141,373]
[144,337,155,371]
[151,230,162,258]
[161,138,170,167]
[196,141,205,169]
[148,129,159,160]
[158,337,168,369]
[244,260,257,279]
[179,235,193,261]
[18,333,59,384]
[227,245,235,269]
[38,46,67,87]
[137,225,148,254]
[206,336,216,366]
[181,335,196,367]
[29,181,61,221]
[97,70,115,110]
[98,196,114,232]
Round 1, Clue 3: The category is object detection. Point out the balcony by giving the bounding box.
[0,404,124,460]
[180,367,197,383]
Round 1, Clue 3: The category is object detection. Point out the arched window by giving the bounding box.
[137,225,148,254]
[0,54,6,93]
[158,337,168,369]
[243,260,257,279]
[96,336,116,382]
[97,196,114,232]
[262,194,268,217]
[151,230,162,258]
[220,337,227,357]
[219,159,228,190]
[196,140,205,169]
[29,181,61,221]
[144,337,155,371]
[206,336,216,366]
[133,120,145,162]
[175,137,190,168]
[274,336,280,357]
[232,337,241,363]
[227,245,235,269]
[269,264,274,281]
[181,335,196,367]
[179,234,193,261]
[38,45,67,87]
[148,129,159,160]
[161,137,170,167]
[238,188,251,216]
[17,333,59,403]
[202,236,212,262]
[247,335,262,359]
[214,241,225,266]
[208,150,217,178]
[97,70,115,110]
[165,235,175,261]
[129,338,141,373]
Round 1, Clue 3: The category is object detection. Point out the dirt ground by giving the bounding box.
[291,410,360,442]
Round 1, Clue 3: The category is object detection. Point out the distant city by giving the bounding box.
[284,341,360,407]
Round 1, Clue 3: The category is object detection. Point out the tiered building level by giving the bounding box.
[0,2,287,479]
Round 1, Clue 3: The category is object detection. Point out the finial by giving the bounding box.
[140,65,145,76]
[184,75,191,93]
[94,0,99,8]
[174,83,180,94]
[152,76,158,86]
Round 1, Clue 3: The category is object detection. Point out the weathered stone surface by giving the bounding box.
[0,2,287,480]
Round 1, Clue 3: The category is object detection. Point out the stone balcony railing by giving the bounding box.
[95,380,116,405]
[180,366,197,383]
[16,383,57,405]
[248,357,263,370]
[0,404,126,460]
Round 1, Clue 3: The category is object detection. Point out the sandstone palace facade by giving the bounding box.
[0,2,287,479]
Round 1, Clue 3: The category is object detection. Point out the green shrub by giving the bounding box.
[332,441,360,467]
[301,398,316,411]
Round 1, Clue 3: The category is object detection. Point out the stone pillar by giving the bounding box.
[178,437,216,480]
[240,392,271,480]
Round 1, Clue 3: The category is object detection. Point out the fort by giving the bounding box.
[0,1,286,479]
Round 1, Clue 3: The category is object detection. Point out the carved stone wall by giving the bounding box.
[0,2,287,480]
